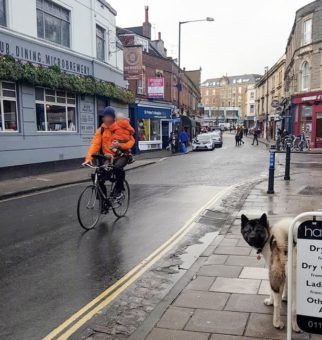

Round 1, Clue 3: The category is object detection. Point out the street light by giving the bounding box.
[177,17,214,113]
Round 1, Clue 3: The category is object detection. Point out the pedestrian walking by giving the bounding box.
[252,129,259,146]
[179,129,188,153]
[239,129,245,144]
[244,127,248,137]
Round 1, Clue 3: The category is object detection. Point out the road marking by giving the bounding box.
[43,185,233,340]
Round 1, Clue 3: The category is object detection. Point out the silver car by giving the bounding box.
[209,131,223,148]
[192,134,215,151]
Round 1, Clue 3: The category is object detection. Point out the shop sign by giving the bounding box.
[137,106,171,119]
[123,46,143,80]
[80,99,95,144]
[296,220,322,335]
[147,77,164,99]
[302,95,322,102]
[0,32,92,75]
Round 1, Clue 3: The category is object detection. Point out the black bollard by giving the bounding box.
[284,143,291,181]
[267,148,275,194]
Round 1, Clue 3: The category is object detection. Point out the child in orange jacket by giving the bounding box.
[110,112,135,161]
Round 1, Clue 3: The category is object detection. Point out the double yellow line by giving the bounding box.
[44,186,231,340]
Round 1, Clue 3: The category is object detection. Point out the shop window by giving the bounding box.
[0,82,18,132]
[96,25,106,61]
[303,18,312,45]
[150,119,161,141]
[301,62,309,91]
[0,0,6,27]
[138,119,149,141]
[36,88,76,132]
[37,0,70,47]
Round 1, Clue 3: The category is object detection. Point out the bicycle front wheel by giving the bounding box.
[112,180,130,218]
[77,185,101,230]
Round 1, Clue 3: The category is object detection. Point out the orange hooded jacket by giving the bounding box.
[110,118,135,142]
[85,121,135,161]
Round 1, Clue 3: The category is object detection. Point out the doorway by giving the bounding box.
[316,111,322,148]
[161,121,169,149]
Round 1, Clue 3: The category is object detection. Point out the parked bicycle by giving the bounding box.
[77,154,130,230]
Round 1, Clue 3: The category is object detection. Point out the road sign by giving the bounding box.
[296,220,322,335]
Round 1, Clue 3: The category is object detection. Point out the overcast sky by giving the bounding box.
[109,0,313,81]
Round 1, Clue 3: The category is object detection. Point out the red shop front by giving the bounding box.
[292,91,322,148]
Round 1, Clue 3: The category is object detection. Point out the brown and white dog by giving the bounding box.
[241,213,300,332]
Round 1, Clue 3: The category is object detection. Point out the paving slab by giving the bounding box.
[185,276,215,291]
[185,309,249,335]
[245,313,287,339]
[210,335,262,340]
[198,264,242,278]
[239,267,269,280]
[225,255,265,267]
[173,290,229,310]
[204,254,228,265]
[224,293,286,315]
[157,306,194,330]
[146,328,209,340]
[214,246,251,256]
[210,277,261,294]
[217,238,238,246]
[258,280,271,295]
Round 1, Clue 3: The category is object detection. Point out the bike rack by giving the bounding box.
[287,211,322,340]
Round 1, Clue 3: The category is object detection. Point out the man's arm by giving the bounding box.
[84,128,102,161]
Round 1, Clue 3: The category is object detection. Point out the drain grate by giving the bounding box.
[298,186,322,195]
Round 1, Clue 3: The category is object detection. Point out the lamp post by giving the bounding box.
[265,66,269,141]
[177,17,214,114]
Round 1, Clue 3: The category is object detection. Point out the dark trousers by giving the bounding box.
[113,156,128,193]
[98,156,128,197]
[252,135,258,145]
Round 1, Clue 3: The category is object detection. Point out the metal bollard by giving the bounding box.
[267,147,275,194]
[284,143,291,181]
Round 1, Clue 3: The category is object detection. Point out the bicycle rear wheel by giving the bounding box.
[112,180,130,218]
[77,185,101,230]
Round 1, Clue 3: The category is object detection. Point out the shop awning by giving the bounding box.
[181,115,192,127]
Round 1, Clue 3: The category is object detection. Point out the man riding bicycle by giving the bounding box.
[82,106,135,199]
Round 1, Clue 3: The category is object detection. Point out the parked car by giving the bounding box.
[209,130,223,148]
[192,134,215,151]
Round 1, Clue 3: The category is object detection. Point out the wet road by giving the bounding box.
[0,134,268,340]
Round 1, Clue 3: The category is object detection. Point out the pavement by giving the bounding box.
[125,157,322,340]
[0,147,191,200]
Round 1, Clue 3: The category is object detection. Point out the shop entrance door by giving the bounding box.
[161,121,169,149]
[316,109,322,148]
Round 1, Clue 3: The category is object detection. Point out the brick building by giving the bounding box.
[200,74,261,128]
[284,0,322,148]
[117,7,201,152]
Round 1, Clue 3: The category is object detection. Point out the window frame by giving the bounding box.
[301,61,309,91]
[96,24,106,62]
[303,17,312,46]
[35,88,77,133]
[0,0,6,27]
[36,0,71,48]
[0,81,19,133]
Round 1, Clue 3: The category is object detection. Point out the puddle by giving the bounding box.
[179,231,219,270]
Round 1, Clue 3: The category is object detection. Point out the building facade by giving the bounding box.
[244,84,256,128]
[200,74,261,128]
[117,7,201,152]
[284,0,322,148]
[0,0,132,174]
[255,56,285,139]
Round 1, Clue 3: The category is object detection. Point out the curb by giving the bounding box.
[0,161,156,201]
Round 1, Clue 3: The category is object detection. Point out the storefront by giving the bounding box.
[0,30,129,173]
[292,91,322,148]
[134,103,172,151]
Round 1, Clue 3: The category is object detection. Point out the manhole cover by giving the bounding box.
[196,216,227,226]
[298,186,322,195]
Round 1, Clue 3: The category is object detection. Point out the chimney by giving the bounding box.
[142,6,151,39]
[158,32,161,41]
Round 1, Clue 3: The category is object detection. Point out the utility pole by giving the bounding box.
[265,66,269,141]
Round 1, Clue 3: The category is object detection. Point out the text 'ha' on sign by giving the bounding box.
[296,220,322,335]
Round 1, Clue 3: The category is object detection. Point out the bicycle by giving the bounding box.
[77,154,130,230]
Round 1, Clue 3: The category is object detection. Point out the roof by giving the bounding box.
[97,0,117,16]
[123,26,144,37]
[202,74,262,87]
